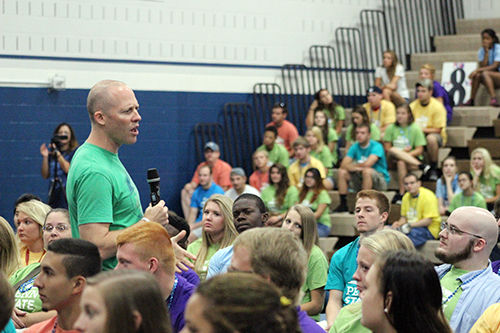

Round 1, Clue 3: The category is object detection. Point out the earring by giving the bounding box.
[384,308,389,313]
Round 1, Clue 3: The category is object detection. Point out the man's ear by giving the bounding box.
[261,212,270,225]
[380,211,389,225]
[72,276,86,295]
[93,110,106,126]
[148,257,160,274]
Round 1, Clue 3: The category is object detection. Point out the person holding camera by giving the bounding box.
[39,122,78,208]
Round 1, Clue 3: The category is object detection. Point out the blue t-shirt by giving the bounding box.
[190,182,224,222]
[206,245,234,279]
[435,174,461,206]
[478,43,500,71]
[347,140,390,183]
[325,237,360,305]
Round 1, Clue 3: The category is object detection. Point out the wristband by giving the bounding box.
[142,217,151,223]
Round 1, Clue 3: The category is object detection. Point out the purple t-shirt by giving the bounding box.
[415,81,452,124]
[177,267,200,286]
[297,307,324,333]
[493,260,500,274]
[167,275,195,333]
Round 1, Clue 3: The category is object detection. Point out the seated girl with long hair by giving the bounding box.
[298,168,331,237]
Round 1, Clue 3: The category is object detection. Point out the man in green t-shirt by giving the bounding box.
[66,80,169,270]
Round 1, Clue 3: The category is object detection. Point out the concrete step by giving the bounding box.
[446,126,477,147]
[434,34,479,53]
[388,203,401,224]
[422,180,437,192]
[329,213,357,237]
[450,106,500,127]
[406,70,442,92]
[475,86,500,106]
[410,51,476,71]
[469,138,500,158]
[456,18,500,35]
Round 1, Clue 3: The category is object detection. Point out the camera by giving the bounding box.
[51,135,68,151]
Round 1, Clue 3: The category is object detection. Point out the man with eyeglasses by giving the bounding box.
[434,206,500,333]
[266,102,299,157]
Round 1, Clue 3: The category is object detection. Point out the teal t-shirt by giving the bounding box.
[301,245,328,321]
[66,143,144,270]
[1,320,15,333]
[261,185,299,214]
[311,145,334,176]
[325,238,360,306]
[300,190,331,227]
[383,122,426,159]
[345,123,381,143]
[257,143,289,167]
[440,267,468,321]
[347,140,390,183]
[9,263,41,313]
[448,192,487,212]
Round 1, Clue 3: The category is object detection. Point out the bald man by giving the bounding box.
[66,80,169,270]
[434,206,500,333]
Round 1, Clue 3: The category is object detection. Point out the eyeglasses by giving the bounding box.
[43,224,69,232]
[441,222,484,240]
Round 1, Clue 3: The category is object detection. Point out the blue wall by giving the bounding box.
[0,87,251,222]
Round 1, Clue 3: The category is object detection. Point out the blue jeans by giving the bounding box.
[317,223,330,237]
[407,227,434,247]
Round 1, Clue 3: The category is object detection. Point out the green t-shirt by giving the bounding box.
[441,267,468,321]
[9,263,42,313]
[472,167,500,200]
[66,143,144,270]
[330,302,369,333]
[383,123,426,159]
[261,185,299,214]
[187,239,221,281]
[257,143,289,167]
[327,128,339,165]
[345,123,380,143]
[300,190,331,227]
[301,245,328,321]
[311,145,334,176]
[448,192,487,212]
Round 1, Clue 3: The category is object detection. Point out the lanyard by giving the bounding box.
[166,276,179,310]
[25,248,46,266]
[441,268,485,305]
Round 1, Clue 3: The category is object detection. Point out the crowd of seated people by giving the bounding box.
[3,37,500,333]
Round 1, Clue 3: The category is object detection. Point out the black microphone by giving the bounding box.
[147,168,161,206]
[146,168,190,240]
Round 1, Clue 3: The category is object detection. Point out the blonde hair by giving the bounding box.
[360,229,415,255]
[0,217,20,277]
[471,148,500,193]
[195,195,238,276]
[252,150,269,170]
[15,200,51,252]
[233,228,307,303]
[285,205,318,256]
[308,126,326,154]
[116,222,176,275]
[421,64,436,78]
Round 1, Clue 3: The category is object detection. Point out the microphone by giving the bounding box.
[146,168,190,240]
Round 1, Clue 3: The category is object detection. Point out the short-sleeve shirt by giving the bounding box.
[257,144,289,167]
[363,99,396,128]
[383,123,426,159]
[375,64,409,99]
[300,190,332,227]
[472,167,500,200]
[330,302,370,333]
[325,238,360,306]
[24,316,78,333]
[191,159,232,189]
[266,120,299,154]
[191,182,225,222]
[469,303,500,333]
[440,267,468,321]
[66,143,143,270]
[249,169,269,191]
[448,192,487,212]
[168,275,195,333]
[206,245,234,278]
[288,156,326,189]
[9,263,41,313]
[347,140,390,183]
[261,185,299,214]
[187,239,221,281]
[435,175,461,206]
[400,187,441,238]
[478,43,500,71]
[301,245,328,321]
[410,97,447,145]
[311,145,334,175]
[345,124,381,144]
[225,185,260,201]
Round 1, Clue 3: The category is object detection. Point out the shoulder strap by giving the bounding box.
[12,265,42,292]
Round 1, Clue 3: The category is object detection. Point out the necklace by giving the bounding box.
[441,268,485,305]
[51,317,58,333]
[166,276,179,310]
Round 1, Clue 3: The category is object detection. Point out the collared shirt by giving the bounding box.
[435,263,500,333]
